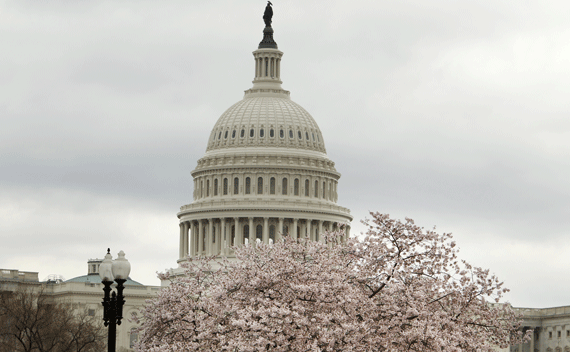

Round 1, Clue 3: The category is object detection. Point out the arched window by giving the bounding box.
[250,129,254,137]
[298,131,302,139]
[289,129,293,138]
[305,179,309,196]
[218,131,222,139]
[282,178,288,195]
[270,177,276,194]
[305,132,309,140]
[258,177,263,194]
[269,225,275,244]
[200,180,203,198]
[260,129,264,137]
[328,182,331,200]
[256,225,263,242]
[314,180,318,197]
[245,177,251,194]
[224,131,228,139]
[322,181,326,199]
[234,177,239,194]
[223,178,228,195]
[214,179,218,196]
[270,129,275,137]
[294,178,299,195]
[280,129,284,138]
[232,130,236,138]
[243,225,249,244]
[206,179,210,197]
[241,129,245,138]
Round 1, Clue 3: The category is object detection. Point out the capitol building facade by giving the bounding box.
[172,14,352,267]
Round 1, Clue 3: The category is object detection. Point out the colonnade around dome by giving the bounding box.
[177,215,350,262]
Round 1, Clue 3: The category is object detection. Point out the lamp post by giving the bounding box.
[99,248,131,352]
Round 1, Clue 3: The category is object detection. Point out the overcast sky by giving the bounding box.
[1,0,569,308]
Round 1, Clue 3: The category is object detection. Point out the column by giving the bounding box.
[318,220,324,243]
[234,217,240,247]
[190,221,196,257]
[206,219,212,256]
[278,218,284,241]
[221,218,226,255]
[263,217,269,244]
[292,218,298,239]
[198,220,204,255]
[306,220,312,241]
[248,217,254,246]
[530,328,536,352]
[183,222,189,257]
[179,223,184,259]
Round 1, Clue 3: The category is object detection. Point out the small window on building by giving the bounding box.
[305,132,309,140]
[298,131,302,139]
[256,225,263,241]
[305,179,309,196]
[257,177,263,194]
[270,129,275,137]
[214,179,218,196]
[270,177,276,194]
[224,131,228,139]
[322,181,326,198]
[241,129,245,138]
[294,178,299,195]
[245,177,251,194]
[250,129,254,137]
[206,179,210,196]
[558,331,561,338]
[282,178,288,195]
[549,331,553,339]
[260,129,264,137]
[218,131,222,139]
[234,177,239,194]
[289,129,293,139]
[280,129,284,138]
[314,180,318,197]
[223,178,228,195]
[232,130,236,138]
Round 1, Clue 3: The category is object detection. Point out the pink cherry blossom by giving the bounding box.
[135,212,527,351]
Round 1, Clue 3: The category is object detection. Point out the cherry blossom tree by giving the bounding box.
[135,212,526,351]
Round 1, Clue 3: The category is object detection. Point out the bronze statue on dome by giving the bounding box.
[263,1,273,27]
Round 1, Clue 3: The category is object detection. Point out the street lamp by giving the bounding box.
[99,248,131,352]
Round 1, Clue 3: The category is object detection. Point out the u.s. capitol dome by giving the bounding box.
[174,7,352,266]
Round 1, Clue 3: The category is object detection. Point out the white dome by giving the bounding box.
[207,96,326,154]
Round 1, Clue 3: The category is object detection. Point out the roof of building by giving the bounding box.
[64,273,143,286]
